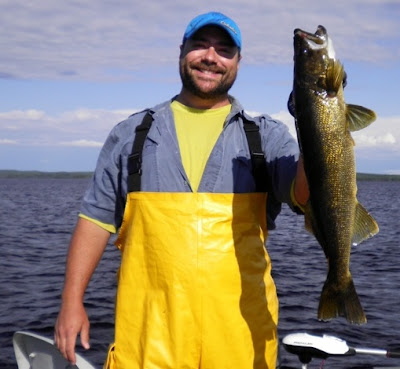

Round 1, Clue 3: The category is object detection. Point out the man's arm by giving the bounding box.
[294,155,309,207]
[55,217,110,364]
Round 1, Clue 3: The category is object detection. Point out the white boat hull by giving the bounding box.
[13,331,96,369]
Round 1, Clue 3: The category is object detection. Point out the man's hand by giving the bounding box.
[294,155,309,206]
[54,217,111,364]
[55,300,90,364]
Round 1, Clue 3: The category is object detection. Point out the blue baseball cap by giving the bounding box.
[182,12,242,50]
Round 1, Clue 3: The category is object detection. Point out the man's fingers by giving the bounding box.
[55,324,78,364]
[80,320,91,350]
[54,302,90,364]
[65,333,77,365]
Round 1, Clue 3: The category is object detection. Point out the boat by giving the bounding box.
[13,331,96,369]
[13,330,400,369]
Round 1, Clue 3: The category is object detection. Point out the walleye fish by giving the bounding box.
[289,25,379,324]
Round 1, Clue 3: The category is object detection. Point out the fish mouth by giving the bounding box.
[294,25,328,50]
[294,25,335,59]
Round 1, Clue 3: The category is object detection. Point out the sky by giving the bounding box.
[0,0,399,174]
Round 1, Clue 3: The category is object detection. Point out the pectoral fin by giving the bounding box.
[346,104,377,132]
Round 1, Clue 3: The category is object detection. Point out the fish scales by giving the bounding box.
[290,25,379,324]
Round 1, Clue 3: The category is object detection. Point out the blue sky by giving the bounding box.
[0,0,399,174]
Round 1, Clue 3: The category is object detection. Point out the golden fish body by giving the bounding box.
[291,25,379,324]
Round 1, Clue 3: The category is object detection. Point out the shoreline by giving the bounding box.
[1,170,399,181]
[0,170,93,179]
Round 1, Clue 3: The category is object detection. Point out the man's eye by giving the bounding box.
[218,47,231,54]
[192,41,208,49]
[216,47,236,58]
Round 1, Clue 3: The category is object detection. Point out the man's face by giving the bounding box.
[179,26,241,100]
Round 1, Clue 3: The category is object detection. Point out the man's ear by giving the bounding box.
[179,43,184,58]
[237,53,242,68]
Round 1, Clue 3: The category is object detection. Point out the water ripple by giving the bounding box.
[1,179,399,369]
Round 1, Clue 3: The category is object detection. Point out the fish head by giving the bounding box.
[293,25,344,96]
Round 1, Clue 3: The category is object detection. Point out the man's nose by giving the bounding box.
[202,46,218,63]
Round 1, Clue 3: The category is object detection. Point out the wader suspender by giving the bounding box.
[127,111,270,193]
[127,110,155,192]
[241,117,270,193]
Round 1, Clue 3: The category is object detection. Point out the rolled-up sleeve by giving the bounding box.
[79,120,133,231]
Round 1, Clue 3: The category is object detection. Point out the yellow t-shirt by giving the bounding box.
[171,100,231,192]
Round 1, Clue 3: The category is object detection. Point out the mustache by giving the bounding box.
[191,62,225,74]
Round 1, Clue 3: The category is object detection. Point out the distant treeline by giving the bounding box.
[0,170,93,179]
[356,173,400,181]
[1,170,399,181]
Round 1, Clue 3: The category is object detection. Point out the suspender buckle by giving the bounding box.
[252,152,265,158]
[128,153,142,175]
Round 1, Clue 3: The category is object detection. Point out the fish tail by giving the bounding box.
[318,274,367,325]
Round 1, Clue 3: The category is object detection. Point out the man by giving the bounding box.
[55,11,308,369]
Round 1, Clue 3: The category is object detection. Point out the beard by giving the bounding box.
[179,59,237,100]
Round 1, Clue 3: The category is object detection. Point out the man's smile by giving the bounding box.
[192,64,224,79]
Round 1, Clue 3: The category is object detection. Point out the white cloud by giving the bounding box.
[0,108,134,146]
[284,110,399,154]
[246,109,296,136]
[271,110,297,138]
[353,116,399,152]
[247,110,400,156]
[0,104,398,173]
[0,139,17,145]
[354,132,396,147]
[2,105,397,161]
[0,0,398,81]
[269,111,400,161]
[60,139,104,148]
[0,109,46,120]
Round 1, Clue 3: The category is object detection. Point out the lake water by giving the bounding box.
[1,178,399,368]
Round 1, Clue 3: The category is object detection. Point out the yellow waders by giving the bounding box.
[104,192,278,369]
